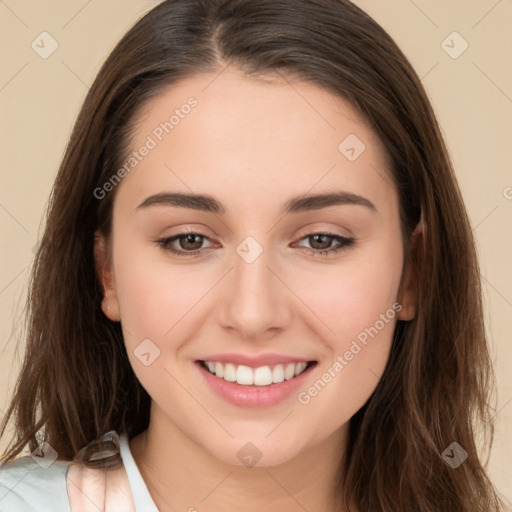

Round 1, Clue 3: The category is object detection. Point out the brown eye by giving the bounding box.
[308,234,335,251]
[177,233,204,251]
[156,232,215,257]
[294,231,355,257]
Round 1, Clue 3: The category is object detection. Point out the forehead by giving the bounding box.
[118,67,397,220]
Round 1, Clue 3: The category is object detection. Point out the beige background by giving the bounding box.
[1,0,511,502]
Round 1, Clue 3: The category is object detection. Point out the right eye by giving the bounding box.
[156,232,216,257]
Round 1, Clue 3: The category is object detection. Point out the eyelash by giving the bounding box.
[155,230,355,258]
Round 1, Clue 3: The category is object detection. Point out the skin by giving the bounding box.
[94,66,422,512]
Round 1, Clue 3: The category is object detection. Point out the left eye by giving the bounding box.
[156,231,355,257]
[293,232,355,256]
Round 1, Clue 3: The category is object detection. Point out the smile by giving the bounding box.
[199,360,314,386]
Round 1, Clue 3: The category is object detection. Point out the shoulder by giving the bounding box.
[0,455,72,512]
[67,461,136,512]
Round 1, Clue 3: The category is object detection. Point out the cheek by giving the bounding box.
[110,233,196,347]
[296,333,394,445]
[289,233,404,346]
[291,237,403,421]
[110,239,210,399]
[113,211,220,305]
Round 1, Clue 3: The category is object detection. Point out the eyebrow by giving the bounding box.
[136,191,377,215]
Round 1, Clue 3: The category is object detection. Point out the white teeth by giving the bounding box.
[294,362,307,376]
[236,365,254,385]
[203,360,310,386]
[272,364,285,383]
[223,363,236,382]
[284,363,295,381]
[253,366,273,386]
[214,362,224,378]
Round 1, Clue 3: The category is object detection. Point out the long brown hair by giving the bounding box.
[0,1,506,510]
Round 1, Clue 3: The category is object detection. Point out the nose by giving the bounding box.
[216,242,293,341]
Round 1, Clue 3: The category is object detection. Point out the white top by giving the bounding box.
[119,432,159,511]
[0,432,159,511]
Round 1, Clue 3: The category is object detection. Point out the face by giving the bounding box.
[95,67,418,467]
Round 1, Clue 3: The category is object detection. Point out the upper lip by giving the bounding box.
[198,353,316,368]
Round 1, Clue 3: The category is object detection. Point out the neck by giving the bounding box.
[130,405,351,512]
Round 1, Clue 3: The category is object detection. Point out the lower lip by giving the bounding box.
[195,361,316,408]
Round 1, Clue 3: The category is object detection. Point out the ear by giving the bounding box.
[396,219,425,321]
[94,230,121,321]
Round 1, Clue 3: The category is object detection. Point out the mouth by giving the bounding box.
[196,360,318,387]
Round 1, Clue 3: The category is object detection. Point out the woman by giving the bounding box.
[0,0,507,510]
